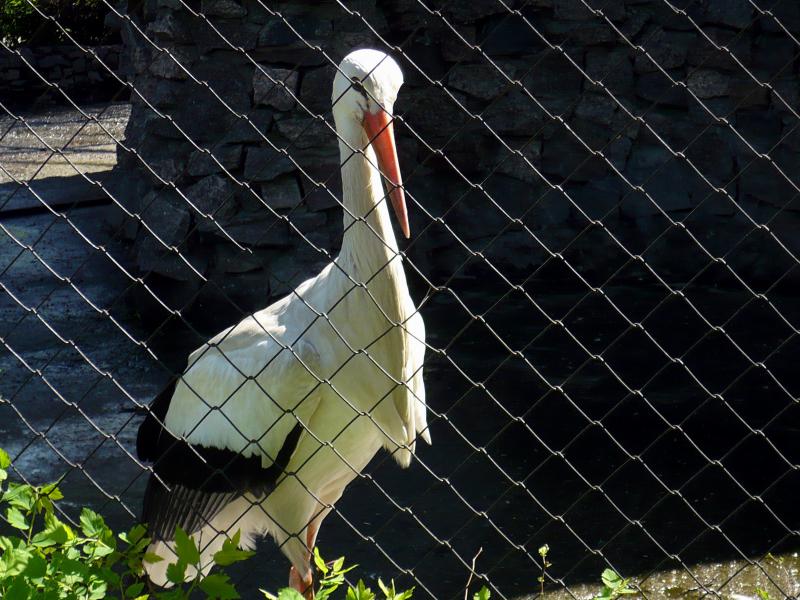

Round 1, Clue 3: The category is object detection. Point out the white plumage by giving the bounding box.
[139,49,429,597]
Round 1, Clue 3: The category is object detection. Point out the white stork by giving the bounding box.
[136,49,429,598]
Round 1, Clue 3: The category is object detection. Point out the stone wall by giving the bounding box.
[0,45,122,105]
[116,0,800,319]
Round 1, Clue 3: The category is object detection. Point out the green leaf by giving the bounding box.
[377,579,413,600]
[0,448,9,483]
[80,507,107,538]
[119,523,147,545]
[473,586,491,600]
[756,588,772,600]
[313,547,328,575]
[39,480,64,501]
[31,523,71,547]
[6,506,29,530]
[3,482,36,511]
[126,581,146,597]
[213,532,255,566]
[88,540,115,559]
[165,559,187,585]
[4,575,31,600]
[143,552,164,564]
[594,588,613,600]
[331,556,345,574]
[22,552,47,580]
[199,573,240,599]
[173,526,200,565]
[346,580,376,600]
[601,569,622,588]
[271,589,304,600]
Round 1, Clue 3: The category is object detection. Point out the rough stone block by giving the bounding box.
[566,177,622,221]
[442,25,477,62]
[194,20,260,52]
[480,15,545,56]
[243,146,296,182]
[636,71,688,107]
[687,69,728,99]
[771,79,800,114]
[298,160,343,212]
[184,174,238,226]
[258,15,333,47]
[703,0,753,29]
[275,116,336,150]
[259,176,302,210]
[687,26,751,71]
[522,50,583,113]
[483,90,547,136]
[136,234,206,281]
[201,0,247,18]
[187,145,243,177]
[553,0,624,21]
[219,211,291,247]
[300,65,336,116]
[147,12,195,44]
[213,244,265,274]
[634,27,695,73]
[585,47,634,95]
[148,46,196,80]
[542,18,618,45]
[752,35,795,80]
[139,190,192,245]
[447,62,516,100]
[542,128,606,182]
[253,67,299,111]
[575,93,617,125]
[222,110,273,144]
[490,138,543,184]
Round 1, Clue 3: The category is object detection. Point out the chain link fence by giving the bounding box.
[1,0,799,598]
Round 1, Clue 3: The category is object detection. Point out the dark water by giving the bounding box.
[0,206,798,599]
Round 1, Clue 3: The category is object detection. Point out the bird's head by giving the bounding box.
[332,49,409,238]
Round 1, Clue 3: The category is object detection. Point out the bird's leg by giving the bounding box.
[288,516,322,599]
[306,520,320,555]
[289,565,314,600]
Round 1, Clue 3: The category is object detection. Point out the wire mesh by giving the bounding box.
[1,1,799,599]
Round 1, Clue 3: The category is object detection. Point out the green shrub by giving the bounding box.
[0,0,112,47]
[0,444,644,600]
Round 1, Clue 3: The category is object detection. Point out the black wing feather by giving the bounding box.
[137,374,303,539]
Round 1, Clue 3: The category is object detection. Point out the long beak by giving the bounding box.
[363,108,410,239]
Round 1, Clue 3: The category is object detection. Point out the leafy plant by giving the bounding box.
[0,450,778,600]
[0,0,112,47]
[262,549,414,600]
[0,446,251,599]
[593,568,638,600]
[537,544,551,597]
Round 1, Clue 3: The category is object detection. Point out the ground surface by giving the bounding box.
[0,104,798,600]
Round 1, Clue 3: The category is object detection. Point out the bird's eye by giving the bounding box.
[350,76,368,99]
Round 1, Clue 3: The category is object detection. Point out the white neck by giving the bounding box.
[335,119,406,291]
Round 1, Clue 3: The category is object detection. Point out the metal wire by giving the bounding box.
[1,1,798,599]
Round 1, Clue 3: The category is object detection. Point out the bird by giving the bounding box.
[136,48,429,599]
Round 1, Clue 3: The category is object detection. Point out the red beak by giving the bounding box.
[363,108,410,239]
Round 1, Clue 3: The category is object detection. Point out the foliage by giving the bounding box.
[0,447,778,600]
[0,0,112,47]
[593,569,638,600]
[0,446,252,599]
[537,543,551,597]
[262,548,414,600]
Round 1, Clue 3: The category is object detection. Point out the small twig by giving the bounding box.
[464,547,484,600]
